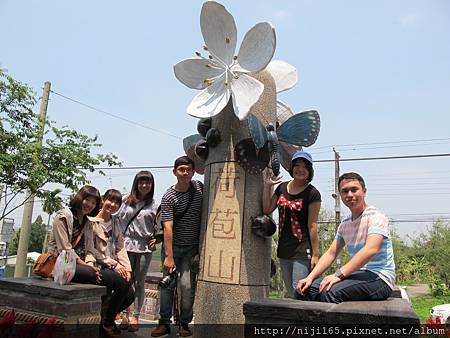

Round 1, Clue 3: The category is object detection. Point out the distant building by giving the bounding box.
[0,218,14,243]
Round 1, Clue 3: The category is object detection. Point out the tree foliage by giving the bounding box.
[8,216,46,255]
[0,69,121,220]
[413,220,450,288]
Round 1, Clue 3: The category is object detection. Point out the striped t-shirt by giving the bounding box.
[335,206,396,289]
[161,180,203,246]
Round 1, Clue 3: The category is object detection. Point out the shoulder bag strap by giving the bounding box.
[71,219,89,248]
[173,181,196,223]
[123,203,147,235]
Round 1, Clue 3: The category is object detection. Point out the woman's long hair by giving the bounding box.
[69,185,101,217]
[126,170,155,207]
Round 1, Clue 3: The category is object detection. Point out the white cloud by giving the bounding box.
[273,9,290,21]
[399,13,418,26]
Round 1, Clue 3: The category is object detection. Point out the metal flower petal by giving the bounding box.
[174,58,224,90]
[266,60,298,93]
[187,79,230,119]
[230,74,264,120]
[276,100,294,124]
[237,22,276,73]
[200,1,237,66]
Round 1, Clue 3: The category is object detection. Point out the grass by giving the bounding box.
[410,294,450,323]
[269,290,286,299]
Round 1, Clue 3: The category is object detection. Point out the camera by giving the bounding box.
[159,270,177,288]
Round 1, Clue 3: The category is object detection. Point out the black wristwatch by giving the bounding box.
[334,268,345,280]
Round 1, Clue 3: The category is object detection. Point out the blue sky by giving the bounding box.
[1,0,449,239]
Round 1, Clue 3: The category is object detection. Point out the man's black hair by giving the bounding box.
[173,155,195,171]
[338,172,366,190]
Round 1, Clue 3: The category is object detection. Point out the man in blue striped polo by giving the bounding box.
[296,172,395,303]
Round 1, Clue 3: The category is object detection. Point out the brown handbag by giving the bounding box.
[32,252,57,278]
[33,220,89,278]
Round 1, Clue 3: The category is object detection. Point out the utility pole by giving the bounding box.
[332,147,341,267]
[333,147,341,231]
[14,81,51,277]
[0,184,4,219]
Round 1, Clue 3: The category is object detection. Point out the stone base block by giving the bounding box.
[244,298,420,337]
[0,277,106,337]
[194,281,269,324]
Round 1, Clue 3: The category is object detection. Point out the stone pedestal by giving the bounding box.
[0,277,106,337]
[244,298,420,338]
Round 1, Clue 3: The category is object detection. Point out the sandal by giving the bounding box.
[118,316,129,330]
[128,317,139,332]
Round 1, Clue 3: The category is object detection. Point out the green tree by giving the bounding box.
[0,69,121,220]
[413,220,450,288]
[8,216,46,255]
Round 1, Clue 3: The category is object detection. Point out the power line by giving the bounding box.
[310,137,450,151]
[92,165,173,170]
[369,193,450,196]
[315,152,450,163]
[50,90,182,140]
[313,141,450,155]
[366,177,450,182]
[88,152,450,170]
[389,212,450,216]
[365,183,450,186]
[318,218,450,224]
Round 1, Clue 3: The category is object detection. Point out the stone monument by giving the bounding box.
[173,1,319,327]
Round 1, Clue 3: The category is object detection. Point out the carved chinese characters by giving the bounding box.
[203,162,244,284]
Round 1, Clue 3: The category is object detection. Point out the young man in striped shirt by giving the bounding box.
[152,156,203,337]
[296,172,395,303]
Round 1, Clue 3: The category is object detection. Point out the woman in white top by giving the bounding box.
[117,171,159,331]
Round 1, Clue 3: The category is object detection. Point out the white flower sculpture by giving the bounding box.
[174,1,277,120]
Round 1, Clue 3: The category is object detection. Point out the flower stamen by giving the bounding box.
[203,79,214,87]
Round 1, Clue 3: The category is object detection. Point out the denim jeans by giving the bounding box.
[296,270,392,303]
[279,258,311,298]
[126,252,153,317]
[159,244,198,324]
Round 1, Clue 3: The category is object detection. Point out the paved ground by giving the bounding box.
[116,317,188,338]
[119,323,187,338]
[405,284,430,298]
[116,285,431,337]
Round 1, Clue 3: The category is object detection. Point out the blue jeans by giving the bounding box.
[126,252,153,317]
[296,270,392,303]
[159,244,198,324]
[279,258,311,298]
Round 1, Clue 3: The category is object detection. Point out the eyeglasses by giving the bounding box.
[177,167,193,173]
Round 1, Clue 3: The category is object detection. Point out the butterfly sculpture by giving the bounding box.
[245,110,320,176]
